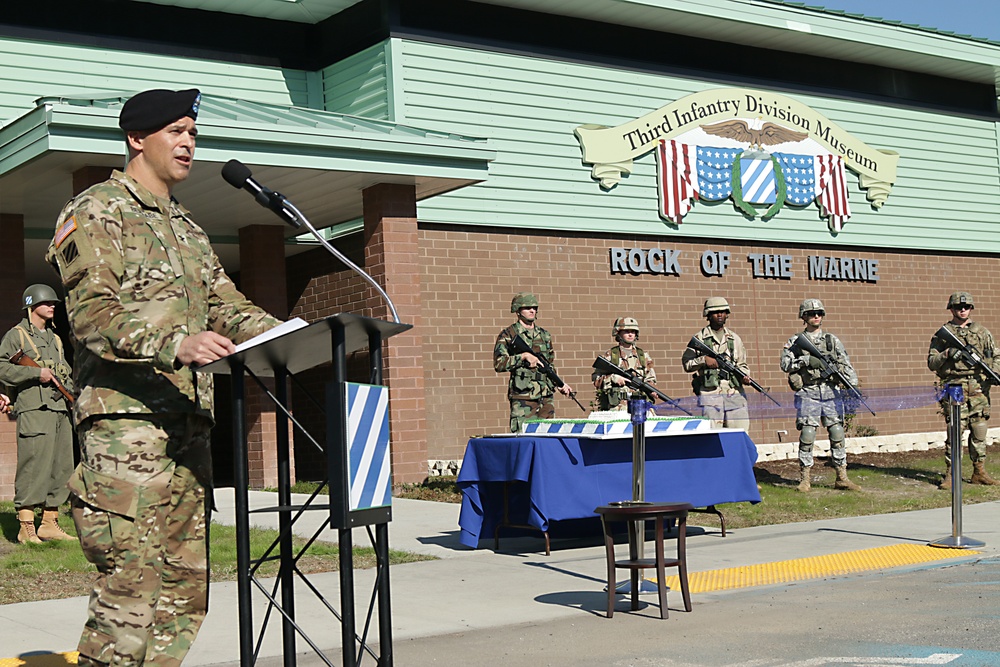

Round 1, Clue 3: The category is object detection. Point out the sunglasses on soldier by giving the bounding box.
[804,310,824,318]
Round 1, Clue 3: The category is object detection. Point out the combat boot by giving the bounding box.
[938,462,951,490]
[796,466,811,493]
[17,508,41,544]
[834,465,861,491]
[970,461,1000,486]
[37,508,75,542]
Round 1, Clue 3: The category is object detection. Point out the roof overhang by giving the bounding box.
[0,94,495,282]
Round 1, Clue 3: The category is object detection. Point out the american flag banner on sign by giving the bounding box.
[772,153,820,206]
[695,146,738,201]
[655,139,698,223]
[347,383,392,511]
[813,153,852,231]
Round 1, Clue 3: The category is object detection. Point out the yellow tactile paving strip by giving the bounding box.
[0,653,77,667]
[660,543,980,593]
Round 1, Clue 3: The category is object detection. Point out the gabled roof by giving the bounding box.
[0,92,494,278]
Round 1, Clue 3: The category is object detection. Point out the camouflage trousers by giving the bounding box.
[509,396,555,433]
[697,385,749,430]
[793,385,845,429]
[14,407,73,510]
[939,382,991,464]
[70,414,213,667]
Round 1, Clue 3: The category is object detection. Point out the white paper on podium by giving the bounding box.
[234,317,309,353]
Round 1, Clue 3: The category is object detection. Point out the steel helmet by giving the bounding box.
[510,292,539,313]
[798,298,825,318]
[612,317,640,340]
[947,292,974,310]
[702,297,730,318]
[22,284,60,310]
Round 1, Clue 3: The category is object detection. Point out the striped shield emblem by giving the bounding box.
[347,383,392,511]
[740,157,777,204]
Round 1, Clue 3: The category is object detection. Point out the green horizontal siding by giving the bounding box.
[398,40,1000,253]
[321,44,390,120]
[0,36,312,124]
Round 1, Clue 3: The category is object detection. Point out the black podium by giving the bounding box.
[201,313,412,667]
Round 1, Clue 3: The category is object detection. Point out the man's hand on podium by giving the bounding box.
[177,331,236,368]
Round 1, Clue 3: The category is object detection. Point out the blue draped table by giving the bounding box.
[457,431,761,548]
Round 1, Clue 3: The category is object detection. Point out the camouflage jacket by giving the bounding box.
[45,170,280,424]
[928,321,1000,385]
[593,344,656,410]
[0,318,74,414]
[681,325,749,395]
[780,328,857,388]
[494,321,557,400]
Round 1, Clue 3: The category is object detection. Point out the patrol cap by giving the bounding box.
[799,298,825,318]
[119,89,201,132]
[703,297,730,317]
[22,284,59,310]
[947,292,974,310]
[510,292,539,313]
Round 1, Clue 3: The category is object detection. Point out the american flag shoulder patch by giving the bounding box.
[53,216,77,248]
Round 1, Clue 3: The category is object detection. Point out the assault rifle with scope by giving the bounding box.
[507,334,586,412]
[792,333,875,416]
[686,336,782,407]
[592,355,693,416]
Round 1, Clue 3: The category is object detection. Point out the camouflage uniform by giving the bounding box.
[45,170,279,667]
[494,321,558,432]
[0,317,74,510]
[593,346,656,411]
[682,325,750,429]
[780,329,857,468]
[928,321,999,465]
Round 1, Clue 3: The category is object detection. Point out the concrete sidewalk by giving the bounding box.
[2,490,997,665]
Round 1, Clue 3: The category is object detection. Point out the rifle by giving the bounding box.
[792,333,875,416]
[8,349,75,406]
[686,336,782,407]
[935,325,1000,386]
[592,355,694,416]
[507,334,586,413]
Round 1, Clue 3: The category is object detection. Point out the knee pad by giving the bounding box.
[971,420,988,442]
[799,425,817,445]
[828,423,845,443]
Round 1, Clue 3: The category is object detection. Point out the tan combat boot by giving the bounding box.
[970,461,1000,486]
[17,508,41,544]
[796,466,811,493]
[938,462,952,490]
[834,465,861,491]
[37,508,75,542]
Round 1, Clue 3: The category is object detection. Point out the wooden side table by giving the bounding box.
[595,502,694,619]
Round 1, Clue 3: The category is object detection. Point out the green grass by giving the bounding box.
[0,504,433,605]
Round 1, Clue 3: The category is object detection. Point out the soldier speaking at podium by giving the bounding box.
[46,88,281,667]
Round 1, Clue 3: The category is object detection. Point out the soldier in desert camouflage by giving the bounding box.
[593,317,657,411]
[494,292,572,432]
[46,89,281,667]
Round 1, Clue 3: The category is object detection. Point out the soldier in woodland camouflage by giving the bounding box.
[681,297,753,429]
[494,293,573,432]
[593,317,656,411]
[928,292,1000,488]
[45,89,281,667]
[780,299,862,492]
[0,284,76,544]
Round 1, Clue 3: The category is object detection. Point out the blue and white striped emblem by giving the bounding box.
[740,157,777,204]
[346,383,391,511]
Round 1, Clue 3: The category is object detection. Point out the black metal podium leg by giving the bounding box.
[232,365,254,667]
[276,367,296,667]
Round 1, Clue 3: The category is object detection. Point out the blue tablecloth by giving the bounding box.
[457,431,761,548]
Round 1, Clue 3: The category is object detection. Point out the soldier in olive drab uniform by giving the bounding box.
[45,89,281,667]
[0,284,76,544]
[681,297,754,429]
[494,293,572,432]
[780,299,862,492]
[593,317,656,411]
[927,292,1000,489]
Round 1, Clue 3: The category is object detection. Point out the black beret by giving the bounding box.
[119,89,201,132]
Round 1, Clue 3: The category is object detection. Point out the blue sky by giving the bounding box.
[804,0,1000,41]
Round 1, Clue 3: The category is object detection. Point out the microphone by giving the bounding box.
[221,159,301,228]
